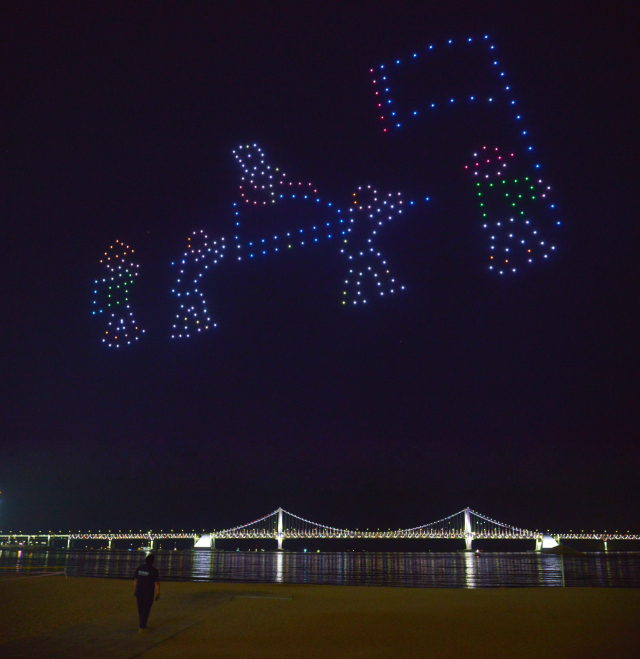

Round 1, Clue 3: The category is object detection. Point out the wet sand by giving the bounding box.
[1,574,639,658]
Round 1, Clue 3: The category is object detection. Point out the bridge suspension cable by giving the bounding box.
[215,509,280,538]
[211,507,538,542]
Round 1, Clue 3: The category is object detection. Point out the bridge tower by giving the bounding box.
[464,508,473,551]
[277,507,284,551]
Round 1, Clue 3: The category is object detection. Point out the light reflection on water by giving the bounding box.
[1,550,639,588]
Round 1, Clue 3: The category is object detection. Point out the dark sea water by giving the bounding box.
[2,549,640,588]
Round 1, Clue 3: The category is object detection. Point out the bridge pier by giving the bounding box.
[67,537,72,549]
[194,533,216,550]
[603,540,608,552]
[108,539,112,549]
[277,507,284,551]
[535,536,542,552]
[464,508,473,551]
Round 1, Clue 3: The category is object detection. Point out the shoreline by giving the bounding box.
[1,576,639,658]
[3,545,640,552]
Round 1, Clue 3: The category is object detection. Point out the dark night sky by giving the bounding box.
[2,2,639,536]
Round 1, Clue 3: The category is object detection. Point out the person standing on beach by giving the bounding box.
[133,554,160,632]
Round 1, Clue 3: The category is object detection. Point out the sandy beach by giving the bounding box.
[1,573,639,658]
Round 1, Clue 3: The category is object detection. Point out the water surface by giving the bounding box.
[1,549,639,588]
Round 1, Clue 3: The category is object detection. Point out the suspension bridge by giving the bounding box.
[1,507,637,552]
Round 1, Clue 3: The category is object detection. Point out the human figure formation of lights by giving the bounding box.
[343,185,405,304]
[170,144,411,339]
[94,36,564,344]
[466,147,557,274]
[92,239,145,347]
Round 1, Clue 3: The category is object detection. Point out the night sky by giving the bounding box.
[2,2,639,537]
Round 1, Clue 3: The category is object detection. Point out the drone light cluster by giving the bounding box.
[466,147,557,274]
[93,239,145,347]
[169,144,414,336]
[370,35,530,145]
[370,35,562,275]
[170,231,226,339]
[231,144,334,259]
[341,185,406,305]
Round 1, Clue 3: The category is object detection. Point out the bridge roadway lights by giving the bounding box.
[15,513,640,552]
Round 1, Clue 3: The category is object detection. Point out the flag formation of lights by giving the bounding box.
[94,35,563,345]
[93,240,145,347]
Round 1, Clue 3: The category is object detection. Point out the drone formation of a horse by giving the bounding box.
[93,36,561,347]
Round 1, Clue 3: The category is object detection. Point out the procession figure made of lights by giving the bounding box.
[92,239,145,347]
[371,34,561,275]
[170,144,411,339]
[467,148,556,272]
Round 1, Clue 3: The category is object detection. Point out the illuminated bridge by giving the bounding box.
[2,508,638,551]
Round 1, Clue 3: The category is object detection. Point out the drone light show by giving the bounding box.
[94,35,563,344]
[93,240,145,347]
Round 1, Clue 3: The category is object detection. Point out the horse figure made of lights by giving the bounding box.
[170,144,411,338]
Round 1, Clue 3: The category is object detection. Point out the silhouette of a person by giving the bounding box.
[133,553,160,631]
